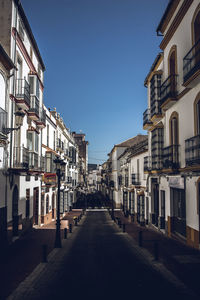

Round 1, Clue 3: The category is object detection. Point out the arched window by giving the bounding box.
[192,5,200,65]
[194,92,200,136]
[169,112,179,145]
[46,195,49,214]
[168,46,177,95]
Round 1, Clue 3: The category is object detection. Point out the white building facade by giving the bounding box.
[143,0,200,248]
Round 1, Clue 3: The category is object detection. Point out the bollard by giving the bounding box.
[123,224,126,232]
[64,228,67,239]
[138,231,143,247]
[154,241,159,261]
[42,244,47,263]
[69,223,72,233]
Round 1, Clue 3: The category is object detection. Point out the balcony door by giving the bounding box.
[170,116,178,145]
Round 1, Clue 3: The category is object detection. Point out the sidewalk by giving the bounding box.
[0,209,83,300]
[113,210,200,296]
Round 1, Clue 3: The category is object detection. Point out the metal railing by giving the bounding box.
[29,152,39,169]
[15,78,30,106]
[160,74,178,106]
[162,145,180,169]
[29,95,39,117]
[0,107,7,134]
[144,156,152,172]
[185,135,200,166]
[143,109,152,126]
[40,156,46,171]
[183,38,200,83]
[132,173,141,185]
[13,146,29,168]
[150,99,162,118]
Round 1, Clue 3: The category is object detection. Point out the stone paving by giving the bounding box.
[113,210,200,296]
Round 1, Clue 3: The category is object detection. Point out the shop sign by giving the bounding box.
[43,173,57,185]
[168,176,184,189]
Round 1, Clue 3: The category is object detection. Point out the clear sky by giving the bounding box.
[21,0,168,164]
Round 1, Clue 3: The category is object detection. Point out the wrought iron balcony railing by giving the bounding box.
[40,156,46,171]
[183,38,200,83]
[185,135,200,166]
[163,145,180,169]
[160,74,178,106]
[143,109,152,127]
[0,107,7,135]
[15,78,30,106]
[29,152,39,169]
[131,173,141,185]
[144,156,152,172]
[151,157,163,170]
[150,99,162,119]
[13,146,29,169]
[29,95,39,117]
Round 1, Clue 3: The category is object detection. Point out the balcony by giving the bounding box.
[36,108,46,128]
[0,107,7,138]
[143,109,153,130]
[131,173,141,186]
[185,135,200,166]
[13,146,29,169]
[15,79,30,110]
[151,156,163,170]
[150,99,162,122]
[163,145,180,169]
[183,39,200,88]
[40,156,46,171]
[29,152,39,169]
[28,96,39,120]
[144,156,151,172]
[160,74,178,110]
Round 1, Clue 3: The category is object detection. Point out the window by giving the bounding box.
[29,75,40,99]
[194,93,200,136]
[46,152,56,173]
[18,19,24,41]
[27,131,39,153]
[169,113,179,145]
[30,47,33,61]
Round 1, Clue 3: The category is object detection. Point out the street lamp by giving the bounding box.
[54,157,66,248]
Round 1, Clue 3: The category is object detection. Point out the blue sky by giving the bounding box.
[21,0,168,164]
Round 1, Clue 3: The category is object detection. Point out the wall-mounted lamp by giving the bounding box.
[3,109,25,134]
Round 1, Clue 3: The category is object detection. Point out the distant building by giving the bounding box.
[72,132,88,186]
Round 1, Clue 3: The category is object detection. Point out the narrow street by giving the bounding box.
[8,210,198,300]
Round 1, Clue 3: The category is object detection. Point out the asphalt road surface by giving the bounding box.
[14,210,198,300]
